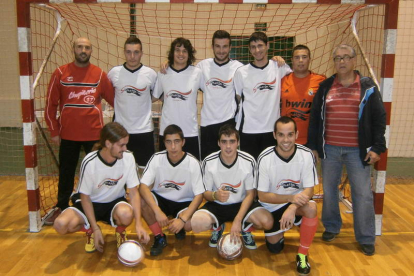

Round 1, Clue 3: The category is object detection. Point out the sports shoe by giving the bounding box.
[150,234,167,256]
[360,244,375,256]
[85,229,96,253]
[241,231,257,249]
[322,231,338,242]
[209,224,225,248]
[44,207,62,226]
[115,228,127,248]
[296,253,311,275]
[175,228,186,240]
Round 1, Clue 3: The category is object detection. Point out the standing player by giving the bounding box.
[108,36,157,168]
[139,124,205,256]
[45,37,115,225]
[191,124,273,249]
[280,44,326,145]
[234,32,292,159]
[153,37,202,160]
[257,116,318,275]
[197,30,243,160]
[53,122,150,253]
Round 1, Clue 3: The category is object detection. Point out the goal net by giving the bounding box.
[25,2,385,227]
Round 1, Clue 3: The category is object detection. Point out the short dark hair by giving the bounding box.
[93,122,129,151]
[249,31,268,45]
[274,116,297,133]
[293,44,311,59]
[212,30,231,46]
[124,36,142,50]
[218,124,239,142]
[168,37,196,66]
[163,124,184,140]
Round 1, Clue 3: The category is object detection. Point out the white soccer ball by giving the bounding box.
[117,240,144,267]
[217,233,243,260]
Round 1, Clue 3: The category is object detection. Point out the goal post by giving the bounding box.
[16,0,397,233]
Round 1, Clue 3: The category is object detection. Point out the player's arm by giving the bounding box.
[139,183,169,227]
[45,70,62,144]
[80,193,104,252]
[128,186,150,244]
[230,189,254,242]
[159,60,169,74]
[279,187,314,230]
[169,193,204,234]
[258,189,310,207]
[101,72,115,107]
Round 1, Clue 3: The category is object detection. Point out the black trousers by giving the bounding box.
[56,139,97,210]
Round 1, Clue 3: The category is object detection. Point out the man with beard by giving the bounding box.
[45,37,115,225]
[53,122,150,253]
[234,32,292,159]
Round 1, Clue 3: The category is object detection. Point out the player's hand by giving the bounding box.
[312,150,320,164]
[155,210,169,228]
[136,225,150,244]
[160,60,169,74]
[365,151,380,165]
[271,56,286,67]
[291,193,310,207]
[167,218,184,234]
[216,188,230,203]
[279,206,296,230]
[93,227,105,253]
[51,135,61,146]
[230,219,242,244]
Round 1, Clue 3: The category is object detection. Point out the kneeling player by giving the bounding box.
[139,124,205,256]
[191,124,273,249]
[257,116,318,275]
[53,122,150,253]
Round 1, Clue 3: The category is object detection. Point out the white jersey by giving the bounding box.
[197,58,243,126]
[256,144,318,212]
[153,65,202,137]
[108,64,157,134]
[77,150,139,203]
[202,150,256,205]
[234,61,292,133]
[141,151,205,202]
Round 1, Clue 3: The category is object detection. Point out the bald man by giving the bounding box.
[44,37,115,225]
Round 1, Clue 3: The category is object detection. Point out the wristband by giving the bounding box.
[178,216,187,224]
[212,191,216,200]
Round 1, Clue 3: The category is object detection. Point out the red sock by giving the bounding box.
[244,226,255,233]
[298,216,318,255]
[116,226,127,233]
[149,222,163,236]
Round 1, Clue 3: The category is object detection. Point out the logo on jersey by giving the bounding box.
[68,87,97,100]
[121,85,146,96]
[84,95,95,104]
[98,175,123,188]
[219,181,241,194]
[308,89,314,96]
[253,78,276,93]
[205,78,232,89]
[166,89,192,101]
[276,179,300,190]
[158,180,185,190]
[285,99,312,121]
[66,76,73,82]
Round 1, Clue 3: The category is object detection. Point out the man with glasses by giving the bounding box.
[307,44,386,256]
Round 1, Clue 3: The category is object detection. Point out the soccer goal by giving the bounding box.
[16,0,396,233]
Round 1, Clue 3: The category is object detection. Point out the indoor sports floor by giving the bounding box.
[0,173,413,276]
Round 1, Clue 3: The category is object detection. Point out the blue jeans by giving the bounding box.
[321,144,375,244]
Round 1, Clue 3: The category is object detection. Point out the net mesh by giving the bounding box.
[27,3,385,217]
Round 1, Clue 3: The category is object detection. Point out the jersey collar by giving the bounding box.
[97,150,118,167]
[123,62,143,73]
[167,152,187,167]
[219,151,238,169]
[170,64,190,73]
[273,144,297,163]
[250,60,269,70]
[214,58,231,67]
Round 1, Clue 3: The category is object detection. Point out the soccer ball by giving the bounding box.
[217,233,243,260]
[117,240,145,267]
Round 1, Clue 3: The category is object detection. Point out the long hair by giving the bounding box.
[92,122,129,151]
[167,37,196,66]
